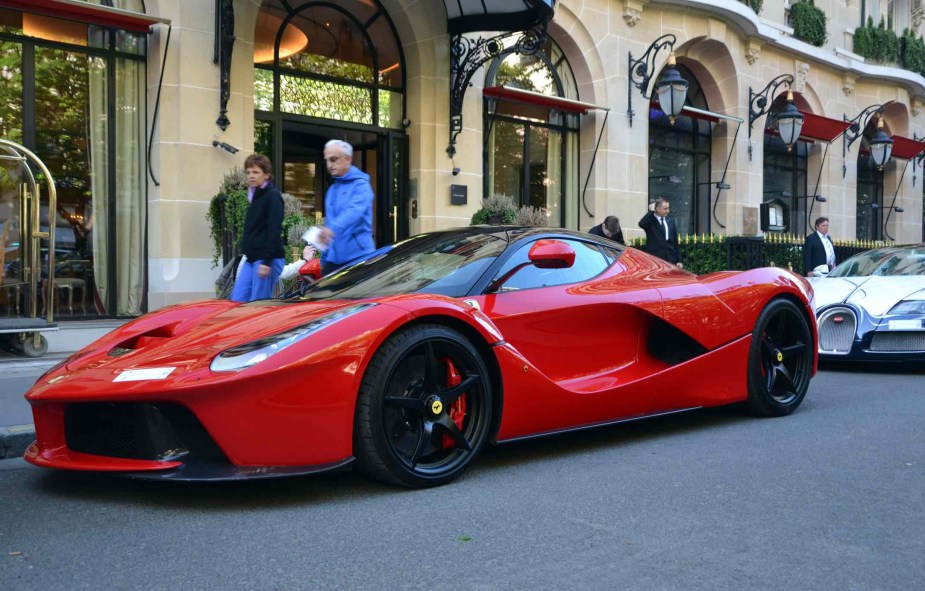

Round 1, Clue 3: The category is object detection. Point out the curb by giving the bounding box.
[0,425,34,460]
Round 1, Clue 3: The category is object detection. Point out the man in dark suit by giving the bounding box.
[589,215,625,245]
[803,216,836,276]
[638,198,682,267]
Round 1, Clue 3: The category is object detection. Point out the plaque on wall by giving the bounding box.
[450,184,467,206]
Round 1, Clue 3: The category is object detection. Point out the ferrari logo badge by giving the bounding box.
[776,351,783,363]
[431,400,443,414]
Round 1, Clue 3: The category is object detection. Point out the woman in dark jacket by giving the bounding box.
[230,154,285,302]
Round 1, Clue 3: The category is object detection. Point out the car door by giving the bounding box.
[473,238,662,439]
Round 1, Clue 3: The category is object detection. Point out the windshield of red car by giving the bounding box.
[297,231,508,301]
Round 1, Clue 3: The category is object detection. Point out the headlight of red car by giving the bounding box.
[210,303,377,372]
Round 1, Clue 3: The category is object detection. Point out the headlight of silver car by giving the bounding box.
[210,303,376,372]
[887,300,925,315]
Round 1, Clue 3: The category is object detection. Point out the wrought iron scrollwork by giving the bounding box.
[216,0,235,131]
[748,74,794,139]
[447,25,547,155]
[626,34,677,127]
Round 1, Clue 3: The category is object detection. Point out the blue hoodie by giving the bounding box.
[324,165,375,266]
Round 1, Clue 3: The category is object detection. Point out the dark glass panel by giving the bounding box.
[856,153,883,241]
[254,119,274,161]
[367,14,402,88]
[115,30,144,54]
[491,119,525,200]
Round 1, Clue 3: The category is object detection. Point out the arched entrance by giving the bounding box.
[253,0,408,245]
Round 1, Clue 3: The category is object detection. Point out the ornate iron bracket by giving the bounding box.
[746,74,794,161]
[447,25,547,156]
[215,0,235,131]
[626,34,677,127]
[841,104,884,178]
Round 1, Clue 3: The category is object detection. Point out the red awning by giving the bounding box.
[890,135,925,160]
[483,86,606,116]
[797,110,852,143]
[0,0,165,32]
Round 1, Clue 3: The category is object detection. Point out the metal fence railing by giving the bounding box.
[630,234,886,275]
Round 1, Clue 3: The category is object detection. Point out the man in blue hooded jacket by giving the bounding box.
[319,140,375,275]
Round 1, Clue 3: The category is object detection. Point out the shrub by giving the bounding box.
[853,17,874,57]
[740,0,763,14]
[470,193,518,225]
[514,205,549,226]
[901,29,925,77]
[871,17,901,63]
[791,0,827,47]
[207,167,248,268]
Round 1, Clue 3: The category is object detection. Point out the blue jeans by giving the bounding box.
[230,258,284,302]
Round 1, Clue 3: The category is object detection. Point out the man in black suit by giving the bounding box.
[803,216,836,276]
[638,198,682,267]
[589,215,625,245]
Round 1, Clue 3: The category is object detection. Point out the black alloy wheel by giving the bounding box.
[355,324,492,487]
[745,298,814,416]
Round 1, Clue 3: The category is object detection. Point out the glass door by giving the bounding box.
[379,131,408,244]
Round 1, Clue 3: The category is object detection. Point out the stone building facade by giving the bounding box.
[1,0,923,319]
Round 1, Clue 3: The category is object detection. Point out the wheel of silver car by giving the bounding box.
[745,298,813,416]
[355,324,492,488]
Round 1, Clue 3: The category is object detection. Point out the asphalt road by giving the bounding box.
[1,366,923,590]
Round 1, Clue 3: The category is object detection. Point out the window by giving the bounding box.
[862,0,910,30]
[483,38,579,228]
[254,1,404,129]
[0,9,146,318]
[763,135,809,234]
[489,239,610,291]
[648,64,712,235]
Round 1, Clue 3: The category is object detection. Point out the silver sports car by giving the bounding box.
[811,244,925,361]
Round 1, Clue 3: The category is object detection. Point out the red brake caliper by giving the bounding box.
[441,358,467,449]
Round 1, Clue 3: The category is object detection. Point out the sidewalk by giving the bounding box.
[0,320,127,459]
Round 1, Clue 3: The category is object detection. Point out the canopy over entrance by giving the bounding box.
[0,0,166,32]
[444,0,556,35]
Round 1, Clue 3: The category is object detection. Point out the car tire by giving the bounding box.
[354,324,492,488]
[745,298,813,417]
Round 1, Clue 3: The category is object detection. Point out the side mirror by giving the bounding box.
[528,239,575,269]
[813,264,830,278]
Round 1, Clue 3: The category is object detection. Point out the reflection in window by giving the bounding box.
[483,38,578,228]
[0,18,146,319]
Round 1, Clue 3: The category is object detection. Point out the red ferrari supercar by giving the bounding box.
[25,227,818,487]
